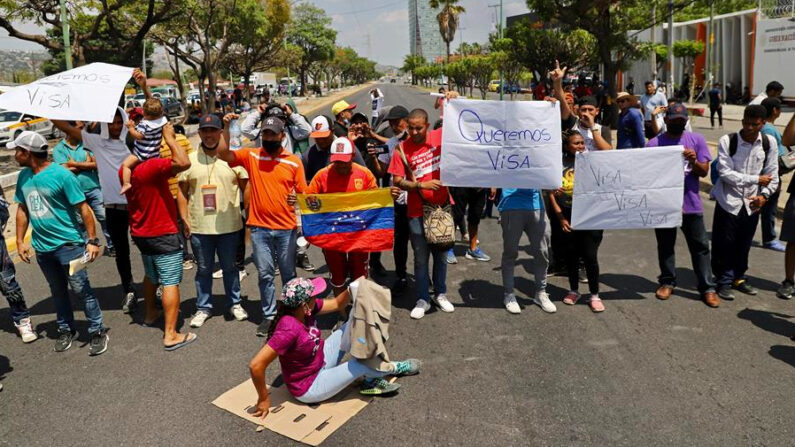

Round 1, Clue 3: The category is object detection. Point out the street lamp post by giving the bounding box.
[499,0,503,101]
[667,0,674,95]
[60,0,72,69]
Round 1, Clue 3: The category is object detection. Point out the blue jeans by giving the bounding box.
[250,226,296,320]
[0,235,28,324]
[296,322,389,404]
[76,188,113,250]
[191,232,241,312]
[36,243,103,335]
[408,217,447,302]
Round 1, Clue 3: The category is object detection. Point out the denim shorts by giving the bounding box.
[142,251,183,286]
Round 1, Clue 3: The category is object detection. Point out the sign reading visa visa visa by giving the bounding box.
[440,99,562,189]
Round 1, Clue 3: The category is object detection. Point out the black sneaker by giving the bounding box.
[89,329,109,356]
[391,276,408,294]
[296,253,315,272]
[121,292,137,314]
[776,280,794,299]
[256,319,273,337]
[732,280,758,296]
[716,285,735,301]
[104,246,116,258]
[54,330,76,352]
[370,262,387,277]
[578,266,588,283]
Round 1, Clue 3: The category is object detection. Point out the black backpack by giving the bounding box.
[710,133,771,185]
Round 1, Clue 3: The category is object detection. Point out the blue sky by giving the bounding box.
[1,0,531,67]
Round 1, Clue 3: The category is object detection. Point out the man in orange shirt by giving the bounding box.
[219,114,307,336]
[306,137,377,297]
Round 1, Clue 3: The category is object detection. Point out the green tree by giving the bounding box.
[429,0,466,63]
[0,0,181,68]
[287,3,337,96]
[637,42,668,79]
[468,55,497,99]
[673,40,705,103]
[401,54,427,85]
[444,60,469,93]
[490,38,528,100]
[223,0,290,100]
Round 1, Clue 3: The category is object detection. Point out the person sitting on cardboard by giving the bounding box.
[249,277,421,416]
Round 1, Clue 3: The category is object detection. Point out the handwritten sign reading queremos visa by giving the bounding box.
[0,63,134,123]
[440,99,562,189]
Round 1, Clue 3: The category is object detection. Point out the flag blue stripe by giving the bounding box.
[301,207,394,237]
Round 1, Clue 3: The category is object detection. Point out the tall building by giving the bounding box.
[408,0,446,63]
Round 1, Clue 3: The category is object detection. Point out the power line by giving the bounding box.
[333,0,403,16]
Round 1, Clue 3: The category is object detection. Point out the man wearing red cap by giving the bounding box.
[305,137,377,297]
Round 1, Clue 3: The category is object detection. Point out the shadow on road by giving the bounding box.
[769,345,795,368]
[0,354,10,381]
[737,308,793,338]
[599,273,657,301]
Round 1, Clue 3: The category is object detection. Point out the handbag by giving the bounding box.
[395,143,455,250]
[779,147,795,175]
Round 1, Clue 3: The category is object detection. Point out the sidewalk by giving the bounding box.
[688,103,793,125]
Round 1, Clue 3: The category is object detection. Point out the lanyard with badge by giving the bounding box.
[201,151,218,212]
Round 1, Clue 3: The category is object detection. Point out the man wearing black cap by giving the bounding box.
[12,131,109,354]
[178,114,250,328]
[240,101,311,153]
[219,113,308,336]
[646,103,719,308]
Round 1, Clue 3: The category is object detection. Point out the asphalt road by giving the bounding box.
[0,83,793,447]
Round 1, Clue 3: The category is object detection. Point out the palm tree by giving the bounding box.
[429,0,466,63]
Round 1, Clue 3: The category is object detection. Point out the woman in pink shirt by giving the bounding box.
[249,277,421,418]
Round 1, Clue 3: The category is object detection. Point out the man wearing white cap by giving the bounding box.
[331,100,357,138]
[305,137,377,297]
[11,131,108,355]
[303,115,366,182]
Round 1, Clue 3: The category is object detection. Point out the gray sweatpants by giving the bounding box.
[500,209,550,296]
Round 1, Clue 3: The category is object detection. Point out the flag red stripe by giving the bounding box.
[305,229,394,252]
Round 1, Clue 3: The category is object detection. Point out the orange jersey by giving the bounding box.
[306,164,377,194]
[230,147,307,230]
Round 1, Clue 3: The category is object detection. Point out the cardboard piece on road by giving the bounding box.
[213,378,383,445]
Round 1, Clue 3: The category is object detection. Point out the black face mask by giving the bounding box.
[263,140,281,152]
[666,121,686,135]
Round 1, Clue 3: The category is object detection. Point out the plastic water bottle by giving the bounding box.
[229,118,242,151]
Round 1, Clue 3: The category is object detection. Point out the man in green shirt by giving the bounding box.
[12,131,108,356]
[52,120,115,256]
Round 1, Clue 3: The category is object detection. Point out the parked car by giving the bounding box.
[488,80,501,92]
[0,110,59,147]
[125,99,143,110]
[390,78,397,83]
[500,83,520,94]
[159,96,184,121]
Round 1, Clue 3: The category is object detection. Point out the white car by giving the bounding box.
[0,110,59,147]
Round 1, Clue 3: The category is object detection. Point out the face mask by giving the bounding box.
[343,119,350,126]
[263,140,281,152]
[666,122,686,134]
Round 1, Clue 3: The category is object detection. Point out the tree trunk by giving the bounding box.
[207,70,217,114]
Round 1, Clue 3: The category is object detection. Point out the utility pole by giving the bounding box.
[60,0,72,69]
[705,0,714,88]
[650,2,656,81]
[488,1,504,100]
[666,0,674,96]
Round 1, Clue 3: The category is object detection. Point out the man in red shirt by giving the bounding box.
[388,106,456,320]
[306,137,377,297]
[124,123,196,350]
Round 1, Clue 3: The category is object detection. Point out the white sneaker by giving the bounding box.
[230,304,248,321]
[190,311,211,328]
[212,269,223,279]
[432,293,455,313]
[15,318,37,343]
[239,270,248,282]
[410,300,431,319]
[533,291,557,313]
[504,294,521,314]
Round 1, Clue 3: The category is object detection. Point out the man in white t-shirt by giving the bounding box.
[370,88,384,126]
[749,81,784,105]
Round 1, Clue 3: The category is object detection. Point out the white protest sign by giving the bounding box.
[0,63,134,123]
[571,147,684,230]
[440,99,562,189]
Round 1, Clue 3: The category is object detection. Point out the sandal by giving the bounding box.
[562,291,581,306]
[164,332,198,351]
[589,297,605,313]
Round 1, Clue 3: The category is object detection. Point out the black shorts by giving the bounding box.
[451,187,487,227]
[780,194,795,242]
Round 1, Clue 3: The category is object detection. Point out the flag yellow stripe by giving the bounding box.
[298,188,394,215]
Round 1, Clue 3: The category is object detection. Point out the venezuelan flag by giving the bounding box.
[297,188,394,253]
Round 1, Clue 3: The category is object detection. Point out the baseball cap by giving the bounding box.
[351,112,368,124]
[198,114,223,129]
[7,131,48,153]
[265,104,287,120]
[385,105,409,120]
[329,137,354,162]
[666,102,689,120]
[331,100,356,116]
[261,116,285,134]
[310,116,332,138]
[278,277,328,308]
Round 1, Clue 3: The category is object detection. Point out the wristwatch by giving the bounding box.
[87,238,101,247]
[760,192,770,201]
